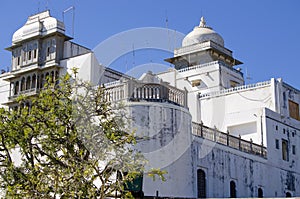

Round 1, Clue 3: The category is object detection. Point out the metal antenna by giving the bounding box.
[46,0,49,10]
[165,10,171,52]
[62,6,75,38]
[246,67,252,84]
[125,58,128,72]
[132,44,135,67]
[173,30,177,54]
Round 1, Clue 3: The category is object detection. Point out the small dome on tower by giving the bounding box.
[182,17,224,47]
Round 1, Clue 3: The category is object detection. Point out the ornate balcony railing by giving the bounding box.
[192,122,267,158]
[8,88,40,101]
[177,60,243,77]
[104,80,187,108]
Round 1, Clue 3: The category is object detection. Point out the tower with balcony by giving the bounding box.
[3,10,71,107]
[163,17,244,93]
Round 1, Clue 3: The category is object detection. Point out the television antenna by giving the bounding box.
[246,67,252,84]
[62,6,75,38]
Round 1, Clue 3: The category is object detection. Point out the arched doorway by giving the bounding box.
[286,192,292,197]
[230,180,236,198]
[258,187,263,198]
[197,169,206,198]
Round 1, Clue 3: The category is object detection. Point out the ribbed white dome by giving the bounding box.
[182,17,224,47]
[12,10,65,45]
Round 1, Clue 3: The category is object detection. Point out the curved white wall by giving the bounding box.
[127,101,194,197]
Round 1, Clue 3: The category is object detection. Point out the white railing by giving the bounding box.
[104,80,121,87]
[104,80,187,108]
[177,61,219,72]
[104,84,125,102]
[9,88,40,100]
[178,60,243,77]
[192,122,267,158]
[199,80,271,99]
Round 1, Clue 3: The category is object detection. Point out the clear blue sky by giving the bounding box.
[1,0,300,87]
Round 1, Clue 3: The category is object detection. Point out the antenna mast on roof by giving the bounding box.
[38,1,40,12]
[246,67,252,84]
[165,10,171,52]
[62,6,75,38]
[132,44,135,67]
[46,0,49,10]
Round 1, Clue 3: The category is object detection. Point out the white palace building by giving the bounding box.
[0,11,299,198]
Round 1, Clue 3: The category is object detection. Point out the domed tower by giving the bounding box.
[182,17,224,48]
[164,17,244,92]
[166,17,242,69]
[160,17,245,124]
[3,10,72,108]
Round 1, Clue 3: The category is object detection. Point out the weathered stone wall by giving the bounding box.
[127,101,194,198]
[193,136,300,198]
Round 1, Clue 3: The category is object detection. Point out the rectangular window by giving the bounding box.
[275,125,278,130]
[282,139,289,161]
[292,145,296,155]
[230,80,239,88]
[275,139,279,149]
[192,80,201,87]
[34,49,37,59]
[283,92,287,108]
[23,52,26,62]
[47,47,50,57]
[28,51,32,60]
[288,100,300,121]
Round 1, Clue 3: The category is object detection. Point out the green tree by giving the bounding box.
[0,74,153,198]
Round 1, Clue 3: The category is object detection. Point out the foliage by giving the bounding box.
[0,74,153,198]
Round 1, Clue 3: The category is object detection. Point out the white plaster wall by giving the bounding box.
[177,64,221,93]
[158,62,244,125]
[157,70,176,87]
[158,63,222,93]
[0,75,9,108]
[60,52,104,86]
[158,63,222,125]
[200,85,274,145]
[220,66,244,89]
[193,136,300,198]
[127,101,194,198]
[279,82,300,119]
[63,41,90,59]
[265,108,300,172]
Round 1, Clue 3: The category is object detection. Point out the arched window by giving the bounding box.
[40,74,44,88]
[286,192,292,197]
[32,74,36,89]
[26,76,31,90]
[45,72,49,83]
[230,180,236,198]
[37,75,40,89]
[20,77,25,91]
[14,81,19,95]
[258,187,263,198]
[197,169,206,198]
[50,71,54,83]
[55,71,59,85]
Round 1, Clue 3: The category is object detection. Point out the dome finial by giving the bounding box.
[199,16,206,27]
